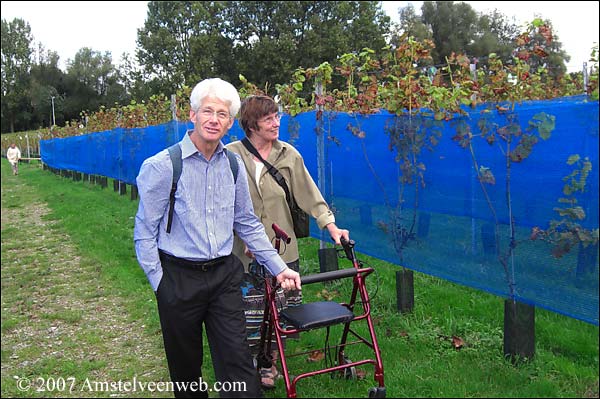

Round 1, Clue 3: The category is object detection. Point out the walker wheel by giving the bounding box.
[344,365,357,380]
[339,356,357,380]
[368,386,386,398]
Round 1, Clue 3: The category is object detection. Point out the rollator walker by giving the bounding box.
[256,224,386,398]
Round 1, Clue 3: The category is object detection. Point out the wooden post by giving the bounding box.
[130,185,139,200]
[396,269,414,313]
[318,247,338,274]
[504,299,535,363]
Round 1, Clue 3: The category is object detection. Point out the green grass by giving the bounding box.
[1,160,598,398]
[1,160,168,398]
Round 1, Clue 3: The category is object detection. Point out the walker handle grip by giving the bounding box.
[301,268,358,285]
[272,223,291,244]
[340,236,356,261]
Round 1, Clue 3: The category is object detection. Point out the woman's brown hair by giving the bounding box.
[239,95,278,137]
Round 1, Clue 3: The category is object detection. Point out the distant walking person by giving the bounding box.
[7,143,21,175]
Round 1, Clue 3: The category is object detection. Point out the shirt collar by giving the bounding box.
[269,139,285,162]
[180,129,225,159]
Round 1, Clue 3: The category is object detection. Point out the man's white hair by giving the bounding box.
[190,78,241,117]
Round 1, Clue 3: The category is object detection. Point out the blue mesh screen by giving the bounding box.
[40,95,599,325]
[40,120,246,184]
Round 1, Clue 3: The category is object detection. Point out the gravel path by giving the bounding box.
[1,175,170,398]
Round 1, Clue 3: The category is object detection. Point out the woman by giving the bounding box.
[7,143,21,175]
[226,95,349,389]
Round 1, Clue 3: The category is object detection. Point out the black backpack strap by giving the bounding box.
[225,148,239,184]
[166,144,237,234]
[241,137,292,204]
[166,143,182,234]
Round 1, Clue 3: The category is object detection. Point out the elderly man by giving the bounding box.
[134,78,301,398]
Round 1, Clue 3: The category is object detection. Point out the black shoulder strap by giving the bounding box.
[225,148,239,184]
[241,137,291,204]
[166,143,182,234]
[166,144,238,234]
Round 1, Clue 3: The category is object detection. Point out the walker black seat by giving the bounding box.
[280,301,354,330]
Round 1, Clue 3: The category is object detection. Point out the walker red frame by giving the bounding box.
[257,237,386,398]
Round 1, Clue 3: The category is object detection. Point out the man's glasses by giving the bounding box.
[199,108,231,121]
[258,113,283,125]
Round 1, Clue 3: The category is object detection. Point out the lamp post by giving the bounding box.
[51,96,56,127]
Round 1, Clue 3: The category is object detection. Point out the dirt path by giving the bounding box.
[1,175,170,398]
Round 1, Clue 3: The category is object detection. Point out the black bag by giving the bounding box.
[289,195,310,238]
[242,138,310,238]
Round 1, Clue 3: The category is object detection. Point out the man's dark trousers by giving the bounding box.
[156,252,262,398]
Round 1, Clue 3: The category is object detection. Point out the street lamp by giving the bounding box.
[51,96,56,127]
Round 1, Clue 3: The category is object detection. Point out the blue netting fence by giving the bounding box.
[40,95,599,325]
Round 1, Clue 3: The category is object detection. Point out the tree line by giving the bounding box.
[1,1,580,134]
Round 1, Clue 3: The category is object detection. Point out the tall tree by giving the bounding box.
[391,3,431,46]
[137,1,232,96]
[421,1,479,65]
[65,47,128,120]
[137,1,390,95]
[419,2,569,74]
[228,1,390,90]
[471,10,520,65]
[225,1,298,89]
[28,46,64,128]
[67,48,116,96]
[521,18,569,77]
[116,52,151,101]
[1,18,33,133]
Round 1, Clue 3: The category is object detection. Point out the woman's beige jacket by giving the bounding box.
[226,139,335,267]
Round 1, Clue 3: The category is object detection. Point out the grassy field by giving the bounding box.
[1,159,598,398]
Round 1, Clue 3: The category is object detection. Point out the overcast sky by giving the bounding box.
[1,1,149,69]
[1,1,598,73]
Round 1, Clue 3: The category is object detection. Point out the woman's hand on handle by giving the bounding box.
[326,223,350,245]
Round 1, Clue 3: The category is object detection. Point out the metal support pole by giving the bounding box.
[51,96,56,127]
[315,81,326,249]
[26,134,31,159]
[583,62,588,93]
[171,94,177,121]
[469,61,477,254]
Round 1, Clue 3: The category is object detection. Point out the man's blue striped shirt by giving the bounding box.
[134,132,287,291]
